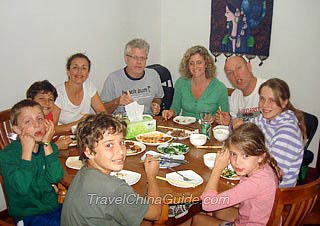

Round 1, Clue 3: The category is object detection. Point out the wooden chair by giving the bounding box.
[0,176,15,226]
[0,109,12,150]
[267,178,320,226]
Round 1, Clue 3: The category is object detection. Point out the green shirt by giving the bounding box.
[0,141,63,220]
[170,77,229,119]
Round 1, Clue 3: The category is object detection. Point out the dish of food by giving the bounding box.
[221,165,240,180]
[65,156,84,170]
[157,143,189,155]
[110,170,141,185]
[136,131,173,146]
[173,116,196,125]
[125,140,146,156]
[166,129,192,140]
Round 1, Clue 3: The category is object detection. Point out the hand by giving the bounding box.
[56,136,73,150]
[119,92,133,106]
[144,155,159,179]
[20,127,35,159]
[215,110,231,125]
[214,148,230,172]
[162,110,175,121]
[232,118,244,129]
[151,102,160,115]
[42,119,55,143]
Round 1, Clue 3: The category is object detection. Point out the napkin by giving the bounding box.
[125,101,144,122]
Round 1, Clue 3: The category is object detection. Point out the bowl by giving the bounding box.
[189,133,207,146]
[71,125,78,134]
[212,125,230,142]
[203,153,217,169]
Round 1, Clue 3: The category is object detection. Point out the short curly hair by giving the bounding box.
[76,112,127,162]
[179,45,216,79]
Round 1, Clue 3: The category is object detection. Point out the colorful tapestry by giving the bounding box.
[209,0,273,65]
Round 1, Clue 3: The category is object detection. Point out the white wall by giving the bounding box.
[161,0,320,166]
[0,0,319,166]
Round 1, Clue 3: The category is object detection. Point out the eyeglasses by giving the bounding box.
[126,55,148,62]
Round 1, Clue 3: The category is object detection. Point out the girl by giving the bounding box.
[188,123,282,226]
[250,78,305,187]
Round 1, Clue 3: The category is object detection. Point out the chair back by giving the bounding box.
[303,111,318,150]
[147,64,174,113]
[0,109,12,150]
[267,178,320,226]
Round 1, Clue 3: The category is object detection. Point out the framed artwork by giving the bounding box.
[210,0,273,65]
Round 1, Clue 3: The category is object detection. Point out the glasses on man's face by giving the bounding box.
[126,54,148,62]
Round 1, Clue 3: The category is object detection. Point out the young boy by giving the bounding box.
[27,80,72,149]
[61,113,161,225]
[0,99,64,225]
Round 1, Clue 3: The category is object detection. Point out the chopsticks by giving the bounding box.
[157,125,182,130]
[139,156,188,164]
[195,145,223,149]
[218,106,222,123]
[156,176,196,187]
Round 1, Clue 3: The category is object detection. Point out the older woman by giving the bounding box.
[162,45,229,120]
[52,53,106,134]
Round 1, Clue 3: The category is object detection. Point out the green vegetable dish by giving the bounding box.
[158,143,189,155]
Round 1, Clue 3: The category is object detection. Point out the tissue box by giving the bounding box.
[125,115,156,139]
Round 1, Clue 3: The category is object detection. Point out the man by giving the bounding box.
[101,38,163,115]
[216,56,266,125]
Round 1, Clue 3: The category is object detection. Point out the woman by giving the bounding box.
[162,45,229,120]
[52,53,106,134]
[234,78,305,187]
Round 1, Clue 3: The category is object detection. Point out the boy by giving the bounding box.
[61,113,161,225]
[27,80,72,149]
[0,99,64,225]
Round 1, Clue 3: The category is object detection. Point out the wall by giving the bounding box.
[161,0,320,166]
[0,0,319,166]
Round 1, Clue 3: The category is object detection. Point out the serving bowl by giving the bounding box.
[189,133,207,146]
[203,153,217,169]
[212,125,230,142]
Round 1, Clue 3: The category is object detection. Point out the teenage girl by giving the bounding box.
[184,123,282,226]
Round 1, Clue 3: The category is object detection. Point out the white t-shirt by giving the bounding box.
[55,79,97,125]
[229,77,266,121]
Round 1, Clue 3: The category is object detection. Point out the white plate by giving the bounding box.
[65,156,84,170]
[166,129,192,140]
[110,169,141,185]
[141,150,186,168]
[136,131,173,146]
[173,116,196,125]
[125,140,146,156]
[166,170,203,188]
[157,143,189,155]
[221,164,240,180]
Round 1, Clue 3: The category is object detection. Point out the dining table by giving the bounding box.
[58,116,236,225]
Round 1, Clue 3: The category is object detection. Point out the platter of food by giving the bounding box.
[136,131,173,146]
[157,143,189,155]
[173,116,196,125]
[166,129,192,140]
[125,140,146,156]
[221,165,240,180]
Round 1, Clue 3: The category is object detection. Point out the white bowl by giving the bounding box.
[203,153,217,169]
[71,125,78,134]
[212,125,230,142]
[189,133,207,146]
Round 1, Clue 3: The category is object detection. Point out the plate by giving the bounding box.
[173,116,196,125]
[157,143,189,155]
[141,151,186,168]
[125,140,146,156]
[166,129,192,140]
[136,131,173,146]
[110,170,141,185]
[166,170,203,188]
[221,164,240,180]
[65,156,84,170]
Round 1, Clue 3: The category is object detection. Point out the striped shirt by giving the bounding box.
[251,110,304,187]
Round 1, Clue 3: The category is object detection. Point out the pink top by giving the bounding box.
[201,164,278,226]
